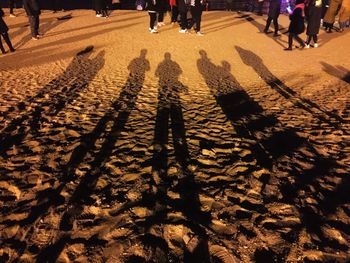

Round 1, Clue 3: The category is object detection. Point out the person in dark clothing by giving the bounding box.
[323,0,342,32]
[264,0,281,36]
[190,0,205,35]
[146,0,159,33]
[178,0,189,32]
[52,0,62,12]
[23,0,41,40]
[95,0,108,17]
[285,0,306,50]
[0,8,15,54]
[157,0,166,26]
[8,0,17,17]
[170,0,179,24]
[305,0,322,48]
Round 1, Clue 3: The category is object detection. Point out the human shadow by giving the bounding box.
[320,62,350,84]
[33,50,150,262]
[14,16,71,49]
[0,46,105,157]
[238,14,288,48]
[58,49,150,227]
[133,52,211,262]
[197,50,305,169]
[235,46,345,128]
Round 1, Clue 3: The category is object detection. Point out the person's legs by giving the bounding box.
[149,12,157,30]
[294,33,305,47]
[171,6,178,23]
[273,17,279,35]
[0,35,6,54]
[29,16,36,37]
[9,0,14,14]
[1,33,15,51]
[180,11,187,30]
[264,16,272,32]
[195,8,202,32]
[158,11,164,22]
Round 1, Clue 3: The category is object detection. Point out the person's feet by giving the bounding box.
[284,47,292,51]
[273,32,280,37]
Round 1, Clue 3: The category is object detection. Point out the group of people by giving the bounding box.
[1,0,350,54]
[263,0,350,51]
[147,0,206,35]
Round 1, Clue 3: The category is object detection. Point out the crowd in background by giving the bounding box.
[1,0,350,54]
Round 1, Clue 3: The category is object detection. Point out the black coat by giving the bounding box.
[23,0,41,17]
[0,9,9,34]
[289,5,305,34]
[268,0,281,19]
[305,4,322,35]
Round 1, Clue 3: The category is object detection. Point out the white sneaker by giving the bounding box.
[150,29,158,33]
[305,44,310,49]
[314,43,318,48]
[196,31,204,36]
[179,29,187,33]
[157,22,165,27]
[96,14,102,17]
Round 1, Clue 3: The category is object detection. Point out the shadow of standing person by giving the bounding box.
[235,46,345,127]
[147,52,211,262]
[59,49,150,230]
[0,46,105,157]
[197,50,275,169]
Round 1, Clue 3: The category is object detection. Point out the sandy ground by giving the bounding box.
[0,8,350,263]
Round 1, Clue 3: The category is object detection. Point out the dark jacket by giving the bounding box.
[23,0,41,17]
[146,0,158,12]
[268,0,281,19]
[289,4,305,34]
[0,8,9,34]
[305,1,322,35]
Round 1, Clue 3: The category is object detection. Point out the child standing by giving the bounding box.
[0,8,15,54]
[285,0,306,51]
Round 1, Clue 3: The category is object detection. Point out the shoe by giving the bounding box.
[96,14,102,17]
[263,29,268,34]
[9,13,16,18]
[32,36,39,40]
[10,48,15,52]
[150,29,158,33]
[284,47,292,51]
[196,31,204,36]
[273,33,280,37]
[305,44,310,49]
[314,43,318,48]
[179,29,187,33]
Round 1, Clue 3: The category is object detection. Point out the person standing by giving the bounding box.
[285,0,306,51]
[8,0,17,17]
[190,0,205,35]
[305,0,322,47]
[338,0,350,31]
[95,0,108,17]
[23,0,41,40]
[264,0,281,36]
[170,0,179,24]
[178,0,189,32]
[0,8,15,54]
[323,0,342,32]
[146,0,159,33]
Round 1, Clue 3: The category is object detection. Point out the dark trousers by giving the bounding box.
[190,6,202,32]
[29,15,39,37]
[158,11,164,22]
[52,0,61,11]
[0,32,15,53]
[180,11,187,29]
[306,34,318,44]
[8,0,14,14]
[171,5,178,22]
[265,16,278,33]
[288,33,304,48]
[149,12,157,29]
